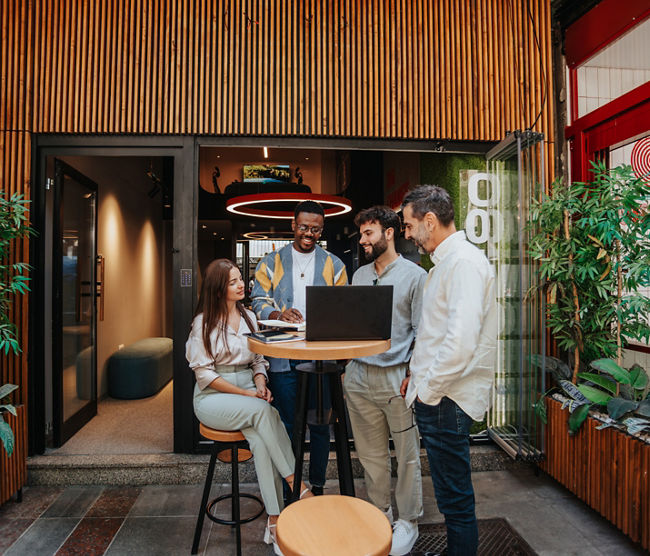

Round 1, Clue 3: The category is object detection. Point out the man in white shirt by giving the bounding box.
[400,185,497,556]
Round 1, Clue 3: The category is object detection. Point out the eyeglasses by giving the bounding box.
[387,395,417,433]
[296,224,323,235]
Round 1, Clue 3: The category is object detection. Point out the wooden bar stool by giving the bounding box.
[191,424,265,556]
[276,495,392,556]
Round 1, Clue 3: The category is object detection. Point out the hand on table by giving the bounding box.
[278,308,304,323]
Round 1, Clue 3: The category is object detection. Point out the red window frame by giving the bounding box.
[564,0,650,183]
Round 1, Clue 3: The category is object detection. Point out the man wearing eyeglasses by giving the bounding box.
[401,185,496,556]
[343,206,426,556]
[251,200,348,497]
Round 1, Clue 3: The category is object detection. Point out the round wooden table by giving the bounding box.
[276,495,392,556]
[248,337,390,498]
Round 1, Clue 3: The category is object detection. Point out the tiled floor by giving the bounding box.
[0,469,646,555]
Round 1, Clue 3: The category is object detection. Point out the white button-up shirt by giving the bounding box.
[406,231,497,421]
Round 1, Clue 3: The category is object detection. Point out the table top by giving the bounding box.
[247,336,390,359]
[276,495,391,556]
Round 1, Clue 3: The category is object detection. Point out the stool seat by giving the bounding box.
[192,424,264,555]
[277,495,392,556]
[199,423,246,443]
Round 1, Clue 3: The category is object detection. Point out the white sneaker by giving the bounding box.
[389,519,418,556]
[383,506,394,524]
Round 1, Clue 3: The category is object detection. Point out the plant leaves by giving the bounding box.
[0,418,14,457]
[621,417,650,435]
[0,383,18,400]
[568,403,591,435]
[577,372,617,395]
[590,359,631,385]
[0,404,16,416]
[628,364,649,390]
[607,398,639,420]
[577,384,612,406]
[636,400,650,418]
[559,380,590,403]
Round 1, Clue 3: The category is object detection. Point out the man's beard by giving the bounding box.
[366,237,388,261]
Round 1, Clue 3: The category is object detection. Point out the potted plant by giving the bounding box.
[527,160,650,549]
[0,190,32,505]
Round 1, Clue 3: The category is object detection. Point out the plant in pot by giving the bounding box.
[528,160,650,434]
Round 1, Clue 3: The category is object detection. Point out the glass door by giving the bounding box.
[486,131,545,462]
[52,160,98,445]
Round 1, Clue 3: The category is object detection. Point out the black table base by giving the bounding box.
[291,360,355,500]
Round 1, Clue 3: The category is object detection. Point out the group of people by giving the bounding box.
[185,185,497,556]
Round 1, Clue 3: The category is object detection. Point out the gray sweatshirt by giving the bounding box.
[352,254,426,367]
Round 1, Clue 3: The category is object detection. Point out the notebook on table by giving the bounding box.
[305,285,393,341]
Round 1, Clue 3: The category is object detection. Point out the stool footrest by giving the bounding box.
[206,493,265,526]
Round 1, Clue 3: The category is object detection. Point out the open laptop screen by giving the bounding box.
[305,285,393,341]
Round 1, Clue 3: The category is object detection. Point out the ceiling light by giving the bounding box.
[226,193,352,220]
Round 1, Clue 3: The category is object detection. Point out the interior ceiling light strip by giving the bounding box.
[226,193,352,219]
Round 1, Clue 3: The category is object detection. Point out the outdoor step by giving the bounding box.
[27,445,527,486]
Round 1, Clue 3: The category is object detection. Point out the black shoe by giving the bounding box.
[311,485,324,496]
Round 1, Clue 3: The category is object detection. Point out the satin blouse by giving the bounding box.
[185,309,269,390]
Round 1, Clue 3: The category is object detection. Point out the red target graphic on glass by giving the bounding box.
[631,136,650,184]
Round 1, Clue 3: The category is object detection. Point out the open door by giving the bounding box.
[52,159,98,446]
[485,131,545,461]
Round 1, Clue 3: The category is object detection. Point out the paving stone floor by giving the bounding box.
[0,469,646,555]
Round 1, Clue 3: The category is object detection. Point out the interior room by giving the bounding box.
[46,155,174,454]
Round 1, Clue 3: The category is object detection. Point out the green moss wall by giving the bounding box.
[420,153,486,229]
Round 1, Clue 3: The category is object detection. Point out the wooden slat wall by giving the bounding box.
[22,0,553,140]
[1,0,554,423]
[542,398,650,550]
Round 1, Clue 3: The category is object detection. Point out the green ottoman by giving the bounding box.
[108,337,173,399]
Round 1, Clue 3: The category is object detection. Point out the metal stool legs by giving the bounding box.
[192,441,264,555]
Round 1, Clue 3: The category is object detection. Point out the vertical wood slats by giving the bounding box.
[6,0,552,141]
[542,399,650,551]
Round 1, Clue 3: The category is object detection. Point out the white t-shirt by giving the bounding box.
[292,247,316,318]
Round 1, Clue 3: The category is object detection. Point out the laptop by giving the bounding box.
[305,285,393,341]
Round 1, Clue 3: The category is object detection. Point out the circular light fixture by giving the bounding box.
[226,193,352,220]
[242,230,296,240]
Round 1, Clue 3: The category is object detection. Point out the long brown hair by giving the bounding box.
[193,258,255,359]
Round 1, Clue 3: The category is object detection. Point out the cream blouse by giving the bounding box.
[185,309,269,390]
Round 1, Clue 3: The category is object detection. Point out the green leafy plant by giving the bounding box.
[0,383,18,456]
[528,161,650,435]
[528,161,650,382]
[0,191,33,355]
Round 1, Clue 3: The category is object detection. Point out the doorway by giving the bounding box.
[30,137,196,456]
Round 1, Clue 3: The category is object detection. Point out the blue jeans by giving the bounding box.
[267,361,331,488]
[415,397,478,556]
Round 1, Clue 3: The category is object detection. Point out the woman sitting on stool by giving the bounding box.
[186,258,312,554]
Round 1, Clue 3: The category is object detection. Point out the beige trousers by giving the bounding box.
[193,367,295,516]
[343,360,423,521]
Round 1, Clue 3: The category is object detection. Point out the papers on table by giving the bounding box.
[258,319,306,332]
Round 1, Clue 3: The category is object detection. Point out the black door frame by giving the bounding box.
[52,159,99,445]
[30,135,197,454]
[29,134,495,455]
